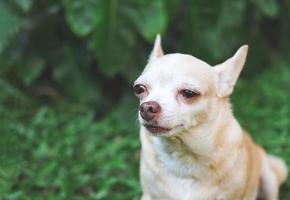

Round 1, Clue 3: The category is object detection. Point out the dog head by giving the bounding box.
[134,35,248,137]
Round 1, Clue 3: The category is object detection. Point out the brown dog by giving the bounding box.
[133,35,288,200]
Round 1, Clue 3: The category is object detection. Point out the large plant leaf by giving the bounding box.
[13,0,34,12]
[213,0,247,58]
[127,0,168,42]
[0,3,21,53]
[251,0,279,18]
[63,0,103,37]
[52,46,101,104]
[88,0,136,77]
[0,78,27,104]
[16,56,45,86]
[88,0,168,78]
[182,0,246,62]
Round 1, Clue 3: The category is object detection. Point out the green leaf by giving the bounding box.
[251,0,279,18]
[128,1,168,42]
[0,3,21,53]
[52,46,101,104]
[181,0,247,61]
[16,56,45,86]
[88,0,136,77]
[0,78,27,103]
[13,0,34,12]
[211,0,246,58]
[63,0,103,37]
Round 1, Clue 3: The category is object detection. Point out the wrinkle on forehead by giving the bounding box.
[138,53,215,92]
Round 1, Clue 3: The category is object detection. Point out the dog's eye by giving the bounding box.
[179,89,200,99]
[134,84,146,96]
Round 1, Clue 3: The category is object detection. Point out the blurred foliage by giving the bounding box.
[0,0,290,199]
[1,0,290,106]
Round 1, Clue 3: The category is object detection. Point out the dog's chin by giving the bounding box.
[143,124,184,137]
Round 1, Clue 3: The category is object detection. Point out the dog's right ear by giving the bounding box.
[148,34,164,62]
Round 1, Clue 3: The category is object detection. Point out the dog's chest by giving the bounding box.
[153,137,211,178]
[141,154,228,200]
[141,138,231,199]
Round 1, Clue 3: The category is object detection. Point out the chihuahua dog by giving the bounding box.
[134,35,288,200]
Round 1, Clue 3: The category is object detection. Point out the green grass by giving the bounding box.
[0,65,290,199]
[0,97,141,200]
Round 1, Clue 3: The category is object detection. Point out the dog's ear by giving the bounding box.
[214,45,248,97]
[148,34,164,62]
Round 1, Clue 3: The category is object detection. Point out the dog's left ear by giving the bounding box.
[214,45,248,97]
[148,34,164,62]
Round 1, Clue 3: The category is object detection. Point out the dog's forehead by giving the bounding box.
[139,53,214,88]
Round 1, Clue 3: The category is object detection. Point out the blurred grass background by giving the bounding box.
[0,0,289,199]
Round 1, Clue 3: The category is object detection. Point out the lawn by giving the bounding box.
[0,64,289,200]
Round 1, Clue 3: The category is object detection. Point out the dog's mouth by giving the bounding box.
[143,124,172,134]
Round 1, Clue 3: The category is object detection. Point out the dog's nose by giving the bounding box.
[139,101,161,121]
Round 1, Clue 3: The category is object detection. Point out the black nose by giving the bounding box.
[139,101,161,121]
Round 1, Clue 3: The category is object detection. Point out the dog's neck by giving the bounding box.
[147,99,244,178]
